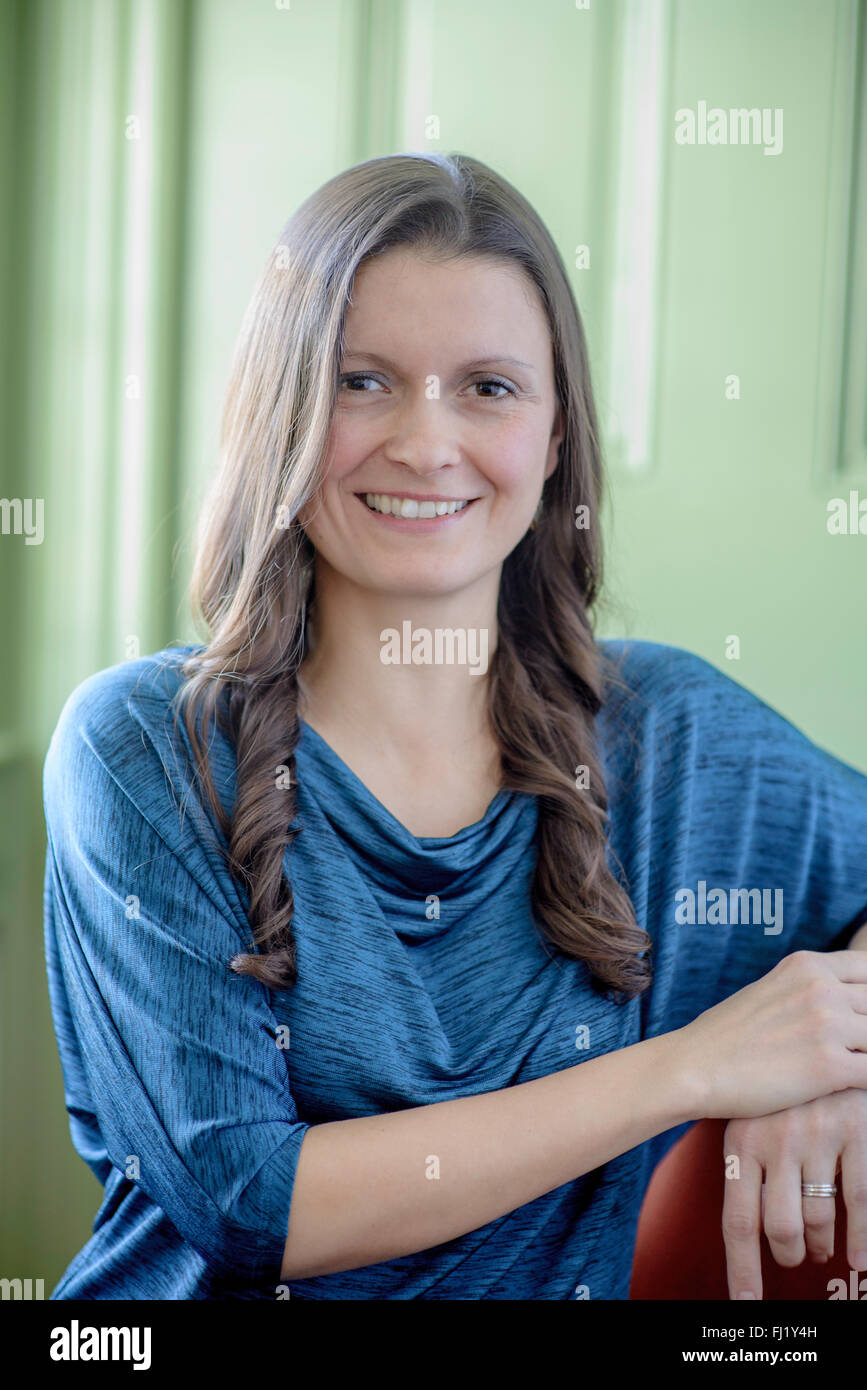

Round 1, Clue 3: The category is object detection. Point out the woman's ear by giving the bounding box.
[544,405,565,481]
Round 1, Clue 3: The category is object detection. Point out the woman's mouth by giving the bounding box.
[354,492,480,525]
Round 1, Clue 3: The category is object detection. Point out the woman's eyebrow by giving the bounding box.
[341,349,536,374]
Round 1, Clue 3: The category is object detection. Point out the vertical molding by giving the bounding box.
[0,0,25,746]
[341,0,438,162]
[18,0,191,748]
[398,0,435,151]
[839,0,867,477]
[812,0,865,484]
[84,0,125,668]
[335,0,366,168]
[345,0,405,162]
[110,0,191,655]
[24,0,86,747]
[603,0,673,476]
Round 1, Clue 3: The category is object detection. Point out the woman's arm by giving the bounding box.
[282,948,867,1281]
[282,1030,698,1280]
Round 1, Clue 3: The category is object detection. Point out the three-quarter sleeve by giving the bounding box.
[598,641,867,1042]
[42,658,310,1287]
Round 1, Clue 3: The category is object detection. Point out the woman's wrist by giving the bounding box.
[649,1026,710,1126]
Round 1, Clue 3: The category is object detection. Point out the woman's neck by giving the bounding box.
[297,562,500,755]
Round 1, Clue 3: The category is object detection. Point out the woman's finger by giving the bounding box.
[840,1142,867,1274]
[801,1154,839,1263]
[761,1160,806,1268]
[722,1150,764,1299]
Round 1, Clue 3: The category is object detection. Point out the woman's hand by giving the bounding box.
[722,1090,867,1299]
[673,949,867,1118]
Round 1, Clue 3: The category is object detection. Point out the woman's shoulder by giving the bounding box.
[48,645,200,743]
[597,636,794,734]
[43,645,205,808]
[595,637,866,789]
[43,644,245,903]
[597,636,749,706]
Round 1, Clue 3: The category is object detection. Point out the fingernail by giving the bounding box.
[737,1292,756,1299]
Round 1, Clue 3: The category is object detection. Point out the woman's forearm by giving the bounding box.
[280,1029,702,1281]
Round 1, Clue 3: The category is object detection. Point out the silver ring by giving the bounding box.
[801,1182,837,1198]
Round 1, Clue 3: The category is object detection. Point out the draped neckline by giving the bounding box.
[295,716,535,896]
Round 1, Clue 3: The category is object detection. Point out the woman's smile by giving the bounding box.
[354,490,481,529]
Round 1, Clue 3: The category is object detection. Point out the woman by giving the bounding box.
[43,152,867,1300]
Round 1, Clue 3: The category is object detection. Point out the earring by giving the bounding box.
[529,499,543,532]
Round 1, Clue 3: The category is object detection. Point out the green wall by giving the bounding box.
[1,0,865,1288]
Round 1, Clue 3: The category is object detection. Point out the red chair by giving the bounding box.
[630,1118,855,1300]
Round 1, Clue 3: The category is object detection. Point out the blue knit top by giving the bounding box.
[42,640,867,1299]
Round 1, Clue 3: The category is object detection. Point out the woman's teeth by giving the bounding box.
[363,493,470,518]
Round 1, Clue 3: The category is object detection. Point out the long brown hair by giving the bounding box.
[175,152,652,1000]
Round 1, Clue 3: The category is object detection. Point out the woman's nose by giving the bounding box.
[380,390,464,471]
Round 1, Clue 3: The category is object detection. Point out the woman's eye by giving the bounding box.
[338,373,516,399]
[337,372,383,394]
[469,377,516,400]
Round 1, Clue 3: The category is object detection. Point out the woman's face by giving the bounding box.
[298,246,564,600]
